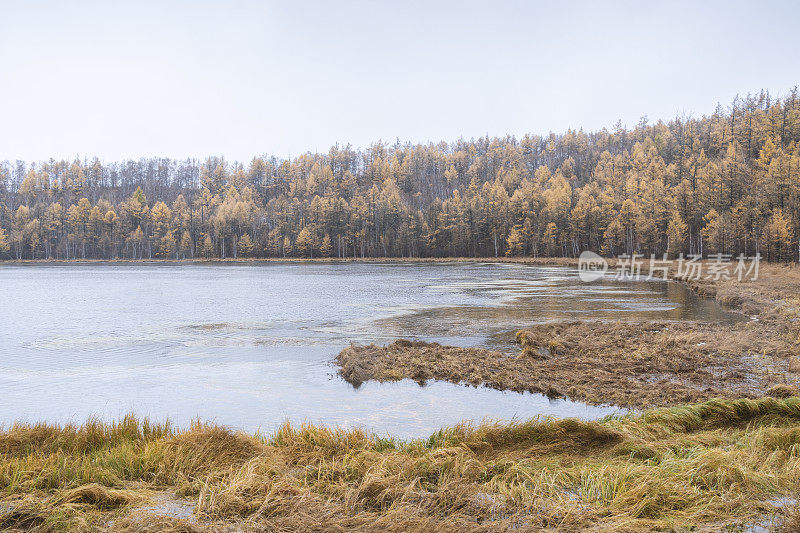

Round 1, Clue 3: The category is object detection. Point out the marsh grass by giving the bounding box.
[337,263,800,410]
[337,317,795,410]
[1,398,800,531]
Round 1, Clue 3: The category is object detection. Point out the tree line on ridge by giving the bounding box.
[1,89,799,262]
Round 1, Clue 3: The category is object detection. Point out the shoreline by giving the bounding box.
[0,256,584,266]
[335,263,800,410]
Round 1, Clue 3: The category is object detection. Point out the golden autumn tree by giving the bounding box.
[0,90,798,261]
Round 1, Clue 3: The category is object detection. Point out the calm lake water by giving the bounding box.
[0,262,740,439]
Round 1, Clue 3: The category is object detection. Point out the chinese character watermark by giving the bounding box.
[577,252,760,282]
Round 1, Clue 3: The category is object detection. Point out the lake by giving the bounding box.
[0,262,740,439]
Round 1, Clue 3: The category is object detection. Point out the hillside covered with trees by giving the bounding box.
[1,89,799,261]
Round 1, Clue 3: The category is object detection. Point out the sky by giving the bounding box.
[0,0,799,163]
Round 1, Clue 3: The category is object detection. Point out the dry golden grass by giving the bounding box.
[2,399,800,531]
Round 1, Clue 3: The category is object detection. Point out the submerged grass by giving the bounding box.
[2,399,800,531]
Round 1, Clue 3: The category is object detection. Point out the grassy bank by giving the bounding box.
[2,398,800,531]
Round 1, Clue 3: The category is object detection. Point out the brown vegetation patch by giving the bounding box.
[338,263,800,410]
[337,316,797,409]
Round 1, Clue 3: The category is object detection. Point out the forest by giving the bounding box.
[1,89,799,262]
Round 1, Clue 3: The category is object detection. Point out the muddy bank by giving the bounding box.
[337,264,800,409]
[673,262,800,318]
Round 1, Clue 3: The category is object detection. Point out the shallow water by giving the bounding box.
[0,262,740,439]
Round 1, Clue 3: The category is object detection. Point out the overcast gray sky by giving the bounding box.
[1,0,798,163]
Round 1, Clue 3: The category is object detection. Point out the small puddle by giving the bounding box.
[130,492,196,522]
